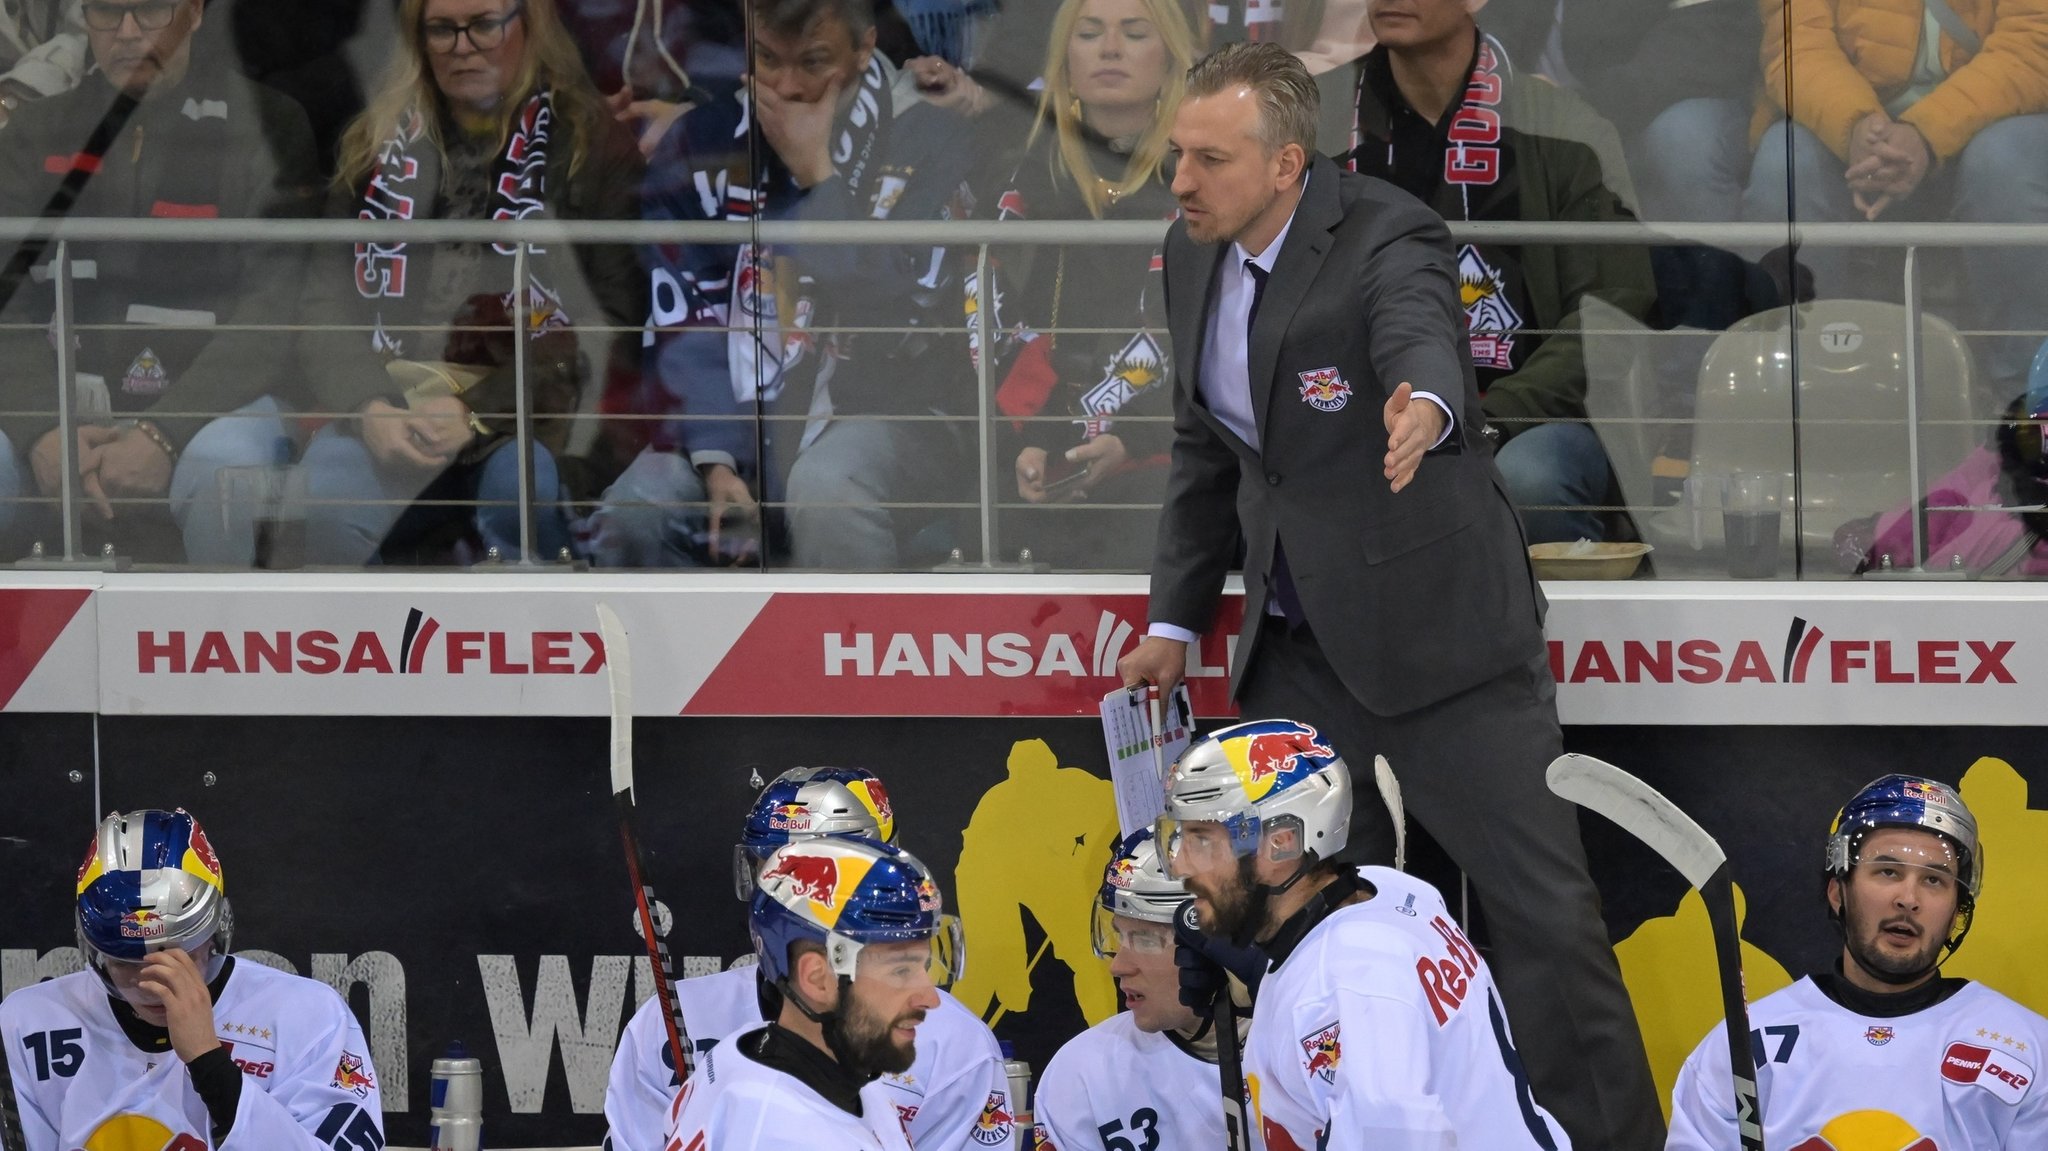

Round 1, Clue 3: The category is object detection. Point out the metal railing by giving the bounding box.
[3,215,2037,575]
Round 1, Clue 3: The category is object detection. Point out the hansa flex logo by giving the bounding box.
[136,608,607,676]
[1548,616,2016,687]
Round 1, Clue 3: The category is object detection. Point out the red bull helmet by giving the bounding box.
[1826,774,1982,952]
[1158,718,1351,865]
[75,809,233,994]
[735,766,898,900]
[1092,828,1187,958]
[750,837,962,987]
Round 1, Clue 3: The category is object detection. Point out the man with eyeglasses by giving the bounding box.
[1031,829,1228,1151]
[591,0,977,571]
[0,0,319,561]
[1668,775,2048,1150]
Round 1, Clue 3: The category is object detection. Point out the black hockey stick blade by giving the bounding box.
[1215,985,1249,1151]
[598,603,694,1085]
[1546,754,1765,1151]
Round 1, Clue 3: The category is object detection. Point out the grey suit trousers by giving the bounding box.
[1239,615,1666,1151]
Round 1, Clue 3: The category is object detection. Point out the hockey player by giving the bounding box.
[0,809,382,1151]
[663,836,953,1151]
[1667,775,2048,1150]
[1032,828,1226,1151]
[1159,719,1571,1151]
[605,767,1006,1151]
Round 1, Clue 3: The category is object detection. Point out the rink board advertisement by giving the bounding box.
[1,577,2045,1146]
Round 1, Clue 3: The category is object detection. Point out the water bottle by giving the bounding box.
[428,1040,484,1151]
[999,1040,1034,1151]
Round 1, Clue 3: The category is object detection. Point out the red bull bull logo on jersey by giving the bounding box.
[1788,1109,1936,1151]
[1300,1021,1342,1084]
[332,1051,375,1098]
[970,1092,1015,1145]
[1297,367,1352,412]
[1229,721,1336,800]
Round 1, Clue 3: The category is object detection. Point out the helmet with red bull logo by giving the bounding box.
[750,837,961,987]
[1158,718,1350,866]
[1826,774,1982,954]
[1092,828,1187,957]
[735,766,898,900]
[75,809,234,994]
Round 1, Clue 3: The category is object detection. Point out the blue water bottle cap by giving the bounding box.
[999,1040,1016,1059]
[444,1039,468,1059]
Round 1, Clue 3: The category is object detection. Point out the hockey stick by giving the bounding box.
[0,1032,26,1151]
[1215,988,1249,1151]
[1546,754,1765,1151]
[1372,755,1406,872]
[597,603,694,1087]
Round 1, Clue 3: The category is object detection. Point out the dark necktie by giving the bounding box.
[1246,259,1306,629]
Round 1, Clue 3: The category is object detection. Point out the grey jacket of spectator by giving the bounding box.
[0,0,84,98]
[0,66,320,455]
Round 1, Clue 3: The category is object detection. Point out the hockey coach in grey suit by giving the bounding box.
[1117,42,1663,1150]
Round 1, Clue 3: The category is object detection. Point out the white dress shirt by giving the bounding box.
[1151,183,1455,642]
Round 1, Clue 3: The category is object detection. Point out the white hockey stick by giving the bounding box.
[597,603,694,1087]
[1372,755,1406,872]
[1547,754,1765,1151]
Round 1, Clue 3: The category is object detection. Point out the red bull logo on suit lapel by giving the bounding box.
[1296,367,1352,412]
[1223,720,1338,802]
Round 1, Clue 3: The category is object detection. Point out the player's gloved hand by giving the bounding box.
[1174,899,1266,1018]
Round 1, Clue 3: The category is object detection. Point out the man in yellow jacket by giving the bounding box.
[1744,0,2048,380]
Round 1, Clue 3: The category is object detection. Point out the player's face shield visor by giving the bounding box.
[1155,813,1259,874]
[855,934,952,993]
[927,913,967,989]
[1847,837,1963,902]
[1092,906,1173,959]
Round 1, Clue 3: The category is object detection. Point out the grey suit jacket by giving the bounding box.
[1149,155,1547,716]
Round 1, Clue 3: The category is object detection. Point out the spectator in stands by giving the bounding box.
[1341,0,1657,543]
[0,0,320,561]
[1838,341,2048,577]
[972,0,1192,568]
[1562,0,1762,330]
[0,0,85,123]
[590,0,976,569]
[1745,0,2048,382]
[296,0,644,566]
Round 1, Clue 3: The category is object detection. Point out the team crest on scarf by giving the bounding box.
[122,347,169,396]
[1297,366,1350,412]
[1457,245,1520,370]
[1080,330,1165,421]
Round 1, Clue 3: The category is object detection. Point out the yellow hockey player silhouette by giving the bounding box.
[1945,756,2048,1011]
[1616,882,1794,1119]
[951,738,1120,1026]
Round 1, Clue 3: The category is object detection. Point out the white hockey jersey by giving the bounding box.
[1033,1011,1222,1151]
[0,959,384,1151]
[663,1024,915,1151]
[607,964,1011,1151]
[1246,867,1570,1151]
[1667,976,2048,1151]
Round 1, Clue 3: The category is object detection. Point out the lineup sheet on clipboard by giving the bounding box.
[1099,682,1195,839]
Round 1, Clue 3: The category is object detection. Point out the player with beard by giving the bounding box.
[1668,776,2048,1150]
[1161,719,1570,1150]
[1031,829,1229,1151]
[604,767,1000,1151]
[663,836,951,1151]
